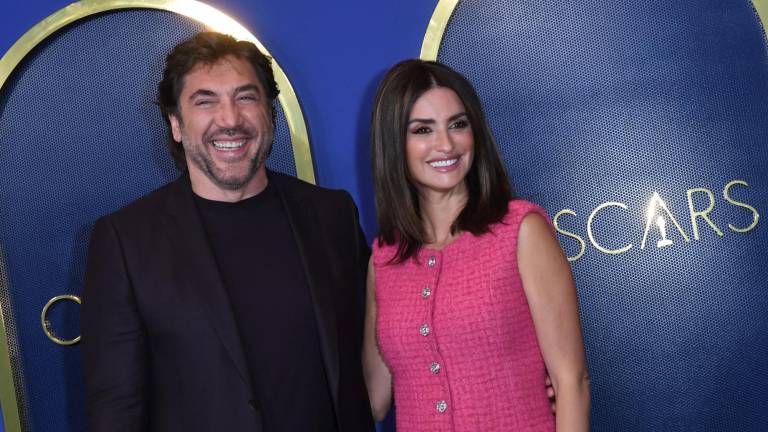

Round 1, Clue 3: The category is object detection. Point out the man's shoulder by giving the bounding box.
[270,171,351,204]
[100,176,183,225]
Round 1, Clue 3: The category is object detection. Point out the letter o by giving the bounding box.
[40,295,81,346]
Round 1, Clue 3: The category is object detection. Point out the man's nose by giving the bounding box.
[216,98,241,127]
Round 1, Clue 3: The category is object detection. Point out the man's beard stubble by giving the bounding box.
[185,126,273,191]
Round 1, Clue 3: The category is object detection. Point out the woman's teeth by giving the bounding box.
[429,158,458,168]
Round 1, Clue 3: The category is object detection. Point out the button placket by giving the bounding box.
[422,252,450,418]
[419,253,439,340]
[420,251,450,418]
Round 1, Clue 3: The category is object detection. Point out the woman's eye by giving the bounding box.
[450,119,469,129]
[412,126,431,134]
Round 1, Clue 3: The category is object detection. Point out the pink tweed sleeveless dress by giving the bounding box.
[373,200,556,431]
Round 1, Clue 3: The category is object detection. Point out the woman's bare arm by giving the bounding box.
[362,257,393,421]
[518,213,590,431]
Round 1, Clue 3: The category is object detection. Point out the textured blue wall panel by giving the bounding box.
[2,0,766,431]
[0,9,298,431]
[438,0,767,430]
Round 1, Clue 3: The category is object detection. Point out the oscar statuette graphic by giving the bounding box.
[656,216,673,248]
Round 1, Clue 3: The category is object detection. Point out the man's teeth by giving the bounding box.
[429,158,458,168]
[213,140,245,150]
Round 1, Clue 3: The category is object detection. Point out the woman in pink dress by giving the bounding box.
[363,60,590,431]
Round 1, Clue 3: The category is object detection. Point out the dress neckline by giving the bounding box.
[420,230,470,253]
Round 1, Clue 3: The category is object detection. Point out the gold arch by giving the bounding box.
[0,1,313,431]
[756,0,768,34]
[423,0,768,59]
[0,0,314,183]
[420,0,458,60]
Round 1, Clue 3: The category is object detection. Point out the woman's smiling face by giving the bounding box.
[405,86,474,197]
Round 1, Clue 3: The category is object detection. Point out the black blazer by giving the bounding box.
[81,171,374,432]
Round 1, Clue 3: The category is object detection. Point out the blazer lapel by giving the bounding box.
[162,176,251,388]
[271,174,341,415]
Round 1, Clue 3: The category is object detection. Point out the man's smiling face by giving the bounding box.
[169,55,273,200]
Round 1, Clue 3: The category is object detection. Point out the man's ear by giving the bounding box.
[169,113,182,143]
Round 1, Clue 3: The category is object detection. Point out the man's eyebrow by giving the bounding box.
[186,84,261,101]
[187,89,217,100]
[234,84,261,94]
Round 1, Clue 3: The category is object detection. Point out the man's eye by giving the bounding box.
[195,100,213,106]
[238,94,258,101]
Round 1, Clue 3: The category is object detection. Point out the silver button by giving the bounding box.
[430,362,441,374]
[427,256,437,267]
[436,400,447,413]
[422,287,431,298]
[420,324,430,337]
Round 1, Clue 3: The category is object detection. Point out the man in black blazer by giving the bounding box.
[81,32,374,431]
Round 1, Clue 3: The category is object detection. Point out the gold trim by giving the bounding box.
[420,0,768,69]
[420,0,459,60]
[0,0,314,183]
[0,1,314,430]
[0,299,22,432]
[40,295,82,346]
[754,0,768,36]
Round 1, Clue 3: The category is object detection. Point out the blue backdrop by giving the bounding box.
[1,2,434,431]
[436,1,768,430]
[1,1,767,431]
[0,0,436,238]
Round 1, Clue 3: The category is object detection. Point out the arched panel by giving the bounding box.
[424,0,767,430]
[0,2,312,430]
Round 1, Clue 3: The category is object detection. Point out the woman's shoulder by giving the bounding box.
[501,199,552,229]
[371,237,400,267]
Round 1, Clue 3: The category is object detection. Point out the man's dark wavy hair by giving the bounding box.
[157,32,279,170]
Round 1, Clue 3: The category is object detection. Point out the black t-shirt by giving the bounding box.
[194,181,337,432]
